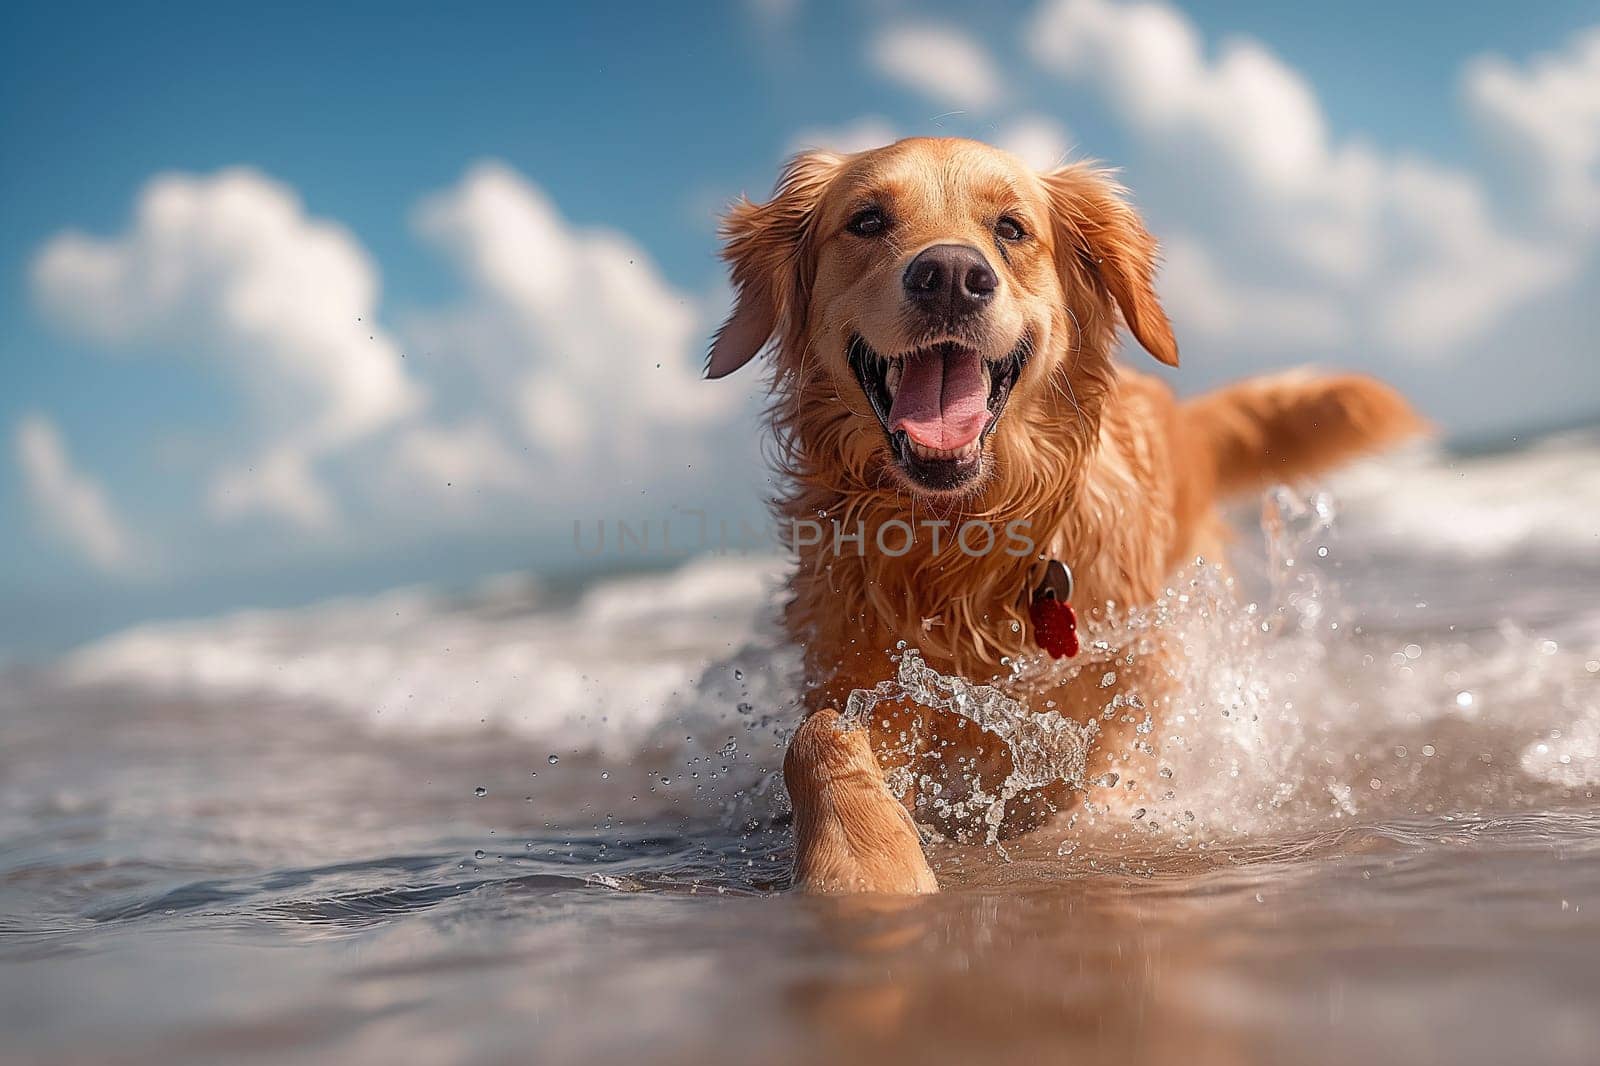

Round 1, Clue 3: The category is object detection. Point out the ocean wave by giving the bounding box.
[61,555,793,756]
[1329,429,1600,562]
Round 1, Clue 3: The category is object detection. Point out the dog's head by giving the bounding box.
[708,137,1176,498]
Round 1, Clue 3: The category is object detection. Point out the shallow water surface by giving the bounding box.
[3,436,1599,1064]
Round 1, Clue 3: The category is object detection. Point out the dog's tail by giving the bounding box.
[1182,369,1426,500]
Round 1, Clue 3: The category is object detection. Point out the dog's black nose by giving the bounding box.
[902,244,998,317]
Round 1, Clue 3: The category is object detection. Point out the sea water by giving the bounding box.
[2,429,1597,1064]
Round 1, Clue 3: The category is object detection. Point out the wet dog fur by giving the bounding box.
[708,138,1421,893]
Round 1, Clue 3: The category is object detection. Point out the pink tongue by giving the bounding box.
[888,348,990,450]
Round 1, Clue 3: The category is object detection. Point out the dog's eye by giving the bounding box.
[995,216,1026,241]
[847,208,887,237]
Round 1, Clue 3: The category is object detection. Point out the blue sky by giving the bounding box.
[3,0,1598,653]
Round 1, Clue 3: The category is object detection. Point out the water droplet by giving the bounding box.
[1422,744,1437,757]
[1099,671,1117,688]
[1092,772,1119,789]
[473,850,486,860]
[734,668,745,680]
[1132,807,1146,820]
[1455,691,1474,709]
[548,754,560,764]
[1540,640,1558,655]
[473,786,487,797]
[1158,766,1173,779]
[1316,545,1329,557]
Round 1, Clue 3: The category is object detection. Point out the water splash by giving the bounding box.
[841,647,1098,843]
[833,485,1600,856]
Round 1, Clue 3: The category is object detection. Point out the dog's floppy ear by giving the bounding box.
[1042,163,1179,368]
[706,150,845,379]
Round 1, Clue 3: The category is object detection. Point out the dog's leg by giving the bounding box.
[784,709,938,894]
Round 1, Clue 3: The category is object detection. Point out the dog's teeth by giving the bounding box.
[907,439,982,462]
[885,361,902,398]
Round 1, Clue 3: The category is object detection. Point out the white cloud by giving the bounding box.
[1158,236,1347,349]
[1025,0,1594,360]
[1466,28,1600,232]
[786,114,1070,170]
[785,113,1071,166]
[1031,0,1330,192]
[208,446,337,530]
[994,114,1074,171]
[407,161,740,490]
[787,115,899,156]
[1373,161,1569,351]
[31,168,423,530]
[392,420,528,498]
[871,23,1004,112]
[27,161,756,571]
[14,414,134,574]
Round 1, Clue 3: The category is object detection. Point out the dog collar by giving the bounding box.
[1028,558,1080,659]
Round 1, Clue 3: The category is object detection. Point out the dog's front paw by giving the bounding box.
[786,710,939,894]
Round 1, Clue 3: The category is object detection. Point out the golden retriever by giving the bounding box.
[707,137,1420,893]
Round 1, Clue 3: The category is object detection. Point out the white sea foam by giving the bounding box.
[63,555,792,756]
[1329,430,1600,561]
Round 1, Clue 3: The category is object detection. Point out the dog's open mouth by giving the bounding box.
[849,334,1029,491]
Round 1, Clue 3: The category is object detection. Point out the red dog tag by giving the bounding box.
[1029,559,1080,659]
[1029,597,1080,659]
